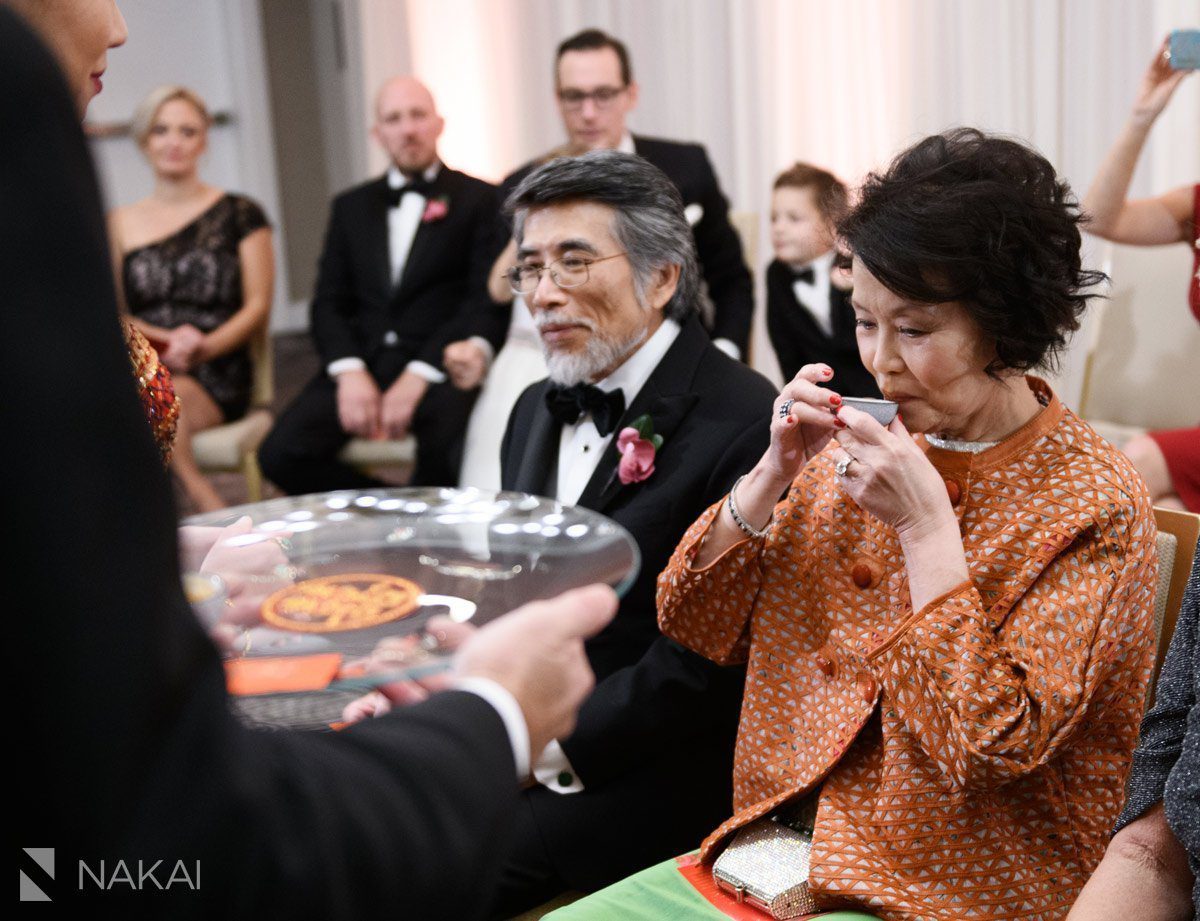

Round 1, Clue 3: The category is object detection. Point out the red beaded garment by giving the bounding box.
[122,320,179,465]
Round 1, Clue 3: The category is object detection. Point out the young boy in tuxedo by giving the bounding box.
[766,162,880,396]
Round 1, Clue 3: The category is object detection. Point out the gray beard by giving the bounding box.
[543,324,650,386]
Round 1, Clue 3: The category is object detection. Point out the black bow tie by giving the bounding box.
[792,267,815,284]
[545,384,626,437]
[383,176,433,207]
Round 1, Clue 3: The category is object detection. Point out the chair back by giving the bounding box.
[730,210,759,275]
[249,322,273,408]
[1080,241,1198,427]
[1147,506,1200,708]
[729,210,760,367]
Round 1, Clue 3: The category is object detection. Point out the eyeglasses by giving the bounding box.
[556,86,627,111]
[507,253,627,295]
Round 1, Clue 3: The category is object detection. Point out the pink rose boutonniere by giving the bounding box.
[616,414,663,485]
[422,195,450,223]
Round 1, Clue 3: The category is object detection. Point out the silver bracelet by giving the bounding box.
[727,474,771,539]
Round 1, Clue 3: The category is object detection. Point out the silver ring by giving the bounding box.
[778,398,794,420]
[273,537,293,553]
[835,455,854,477]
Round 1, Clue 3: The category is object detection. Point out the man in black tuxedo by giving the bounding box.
[443,28,754,395]
[485,151,777,916]
[4,10,616,915]
[259,76,496,492]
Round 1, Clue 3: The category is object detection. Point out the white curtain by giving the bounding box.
[354,0,1199,394]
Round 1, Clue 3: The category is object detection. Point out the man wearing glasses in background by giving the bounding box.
[442,29,754,400]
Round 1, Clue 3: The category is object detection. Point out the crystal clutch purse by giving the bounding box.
[712,817,818,919]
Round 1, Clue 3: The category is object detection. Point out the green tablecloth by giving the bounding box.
[544,854,882,921]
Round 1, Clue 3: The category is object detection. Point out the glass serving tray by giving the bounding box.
[182,488,639,726]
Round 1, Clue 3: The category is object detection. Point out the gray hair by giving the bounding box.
[506,150,700,321]
[130,85,210,148]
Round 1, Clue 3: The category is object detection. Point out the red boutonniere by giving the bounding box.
[422,195,450,223]
[616,414,662,485]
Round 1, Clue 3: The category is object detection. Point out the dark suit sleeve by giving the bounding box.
[416,179,502,367]
[561,638,745,788]
[308,193,366,368]
[689,145,754,356]
[5,12,516,918]
[560,407,771,784]
[447,177,521,355]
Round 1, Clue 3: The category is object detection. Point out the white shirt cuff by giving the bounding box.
[327,357,367,379]
[532,739,585,794]
[454,676,530,779]
[713,338,741,361]
[467,336,495,367]
[406,360,448,384]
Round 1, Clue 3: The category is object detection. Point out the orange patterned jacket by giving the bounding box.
[657,381,1157,920]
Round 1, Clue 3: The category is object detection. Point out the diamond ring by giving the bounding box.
[835,455,854,477]
[777,398,795,420]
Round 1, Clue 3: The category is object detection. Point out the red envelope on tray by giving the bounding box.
[224,653,343,696]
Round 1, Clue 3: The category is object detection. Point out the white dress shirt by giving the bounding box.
[555,319,680,506]
[327,162,447,383]
[790,250,836,338]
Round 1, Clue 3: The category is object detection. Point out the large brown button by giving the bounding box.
[815,647,837,679]
[851,562,874,589]
[857,672,878,703]
[944,478,963,506]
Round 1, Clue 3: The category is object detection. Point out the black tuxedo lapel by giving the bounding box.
[578,382,697,512]
[365,176,394,296]
[510,382,562,496]
[394,169,454,297]
[576,319,707,512]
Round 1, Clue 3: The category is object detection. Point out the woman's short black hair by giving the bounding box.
[838,128,1105,375]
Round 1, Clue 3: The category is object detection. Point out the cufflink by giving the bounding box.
[383,330,399,347]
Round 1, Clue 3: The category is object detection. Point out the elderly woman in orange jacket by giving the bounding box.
[548,129,1158,921]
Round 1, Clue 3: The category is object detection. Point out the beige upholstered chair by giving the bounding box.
[191,324,275,502]
[1147,506,1200,709]
[1079,241,1199,449]
[730,210,759,277]
[337,434,416,479]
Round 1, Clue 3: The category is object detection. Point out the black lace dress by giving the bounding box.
[123,193,269,421]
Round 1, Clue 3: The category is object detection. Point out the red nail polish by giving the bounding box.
[830,395,841,406]
[786,416,795,424]
[834,418,846,428]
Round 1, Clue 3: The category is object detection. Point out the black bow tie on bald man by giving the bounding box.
[383,176,434,208]
[545,384,626,437]
[792,266,815,284]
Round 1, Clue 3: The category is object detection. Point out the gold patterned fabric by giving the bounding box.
[657,379,1157,920]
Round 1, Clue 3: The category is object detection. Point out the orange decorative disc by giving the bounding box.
[261,573,422,633]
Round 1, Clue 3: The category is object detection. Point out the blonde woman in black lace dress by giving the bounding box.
[110,85,274,511]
